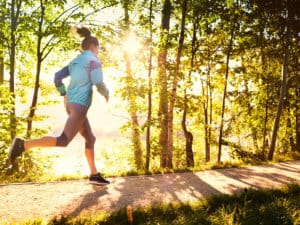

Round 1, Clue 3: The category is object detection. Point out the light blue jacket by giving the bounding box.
[54,50,109,107]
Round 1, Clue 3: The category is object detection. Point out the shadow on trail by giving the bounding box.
[62,161,299,218]
[65,185,108,218]
[213,162,299,190]
[270,161,300,173]
[63,172,221,218]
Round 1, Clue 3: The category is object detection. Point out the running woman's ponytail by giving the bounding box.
[76,26,99,50]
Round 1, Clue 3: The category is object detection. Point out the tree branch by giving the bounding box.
[79,2,120,23]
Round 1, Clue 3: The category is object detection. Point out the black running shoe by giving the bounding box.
[89,173,110,185]
[8,138,25,164]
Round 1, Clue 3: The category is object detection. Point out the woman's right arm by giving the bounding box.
[54,66,69,96]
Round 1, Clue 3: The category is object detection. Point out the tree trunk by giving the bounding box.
[158,0,171,168]
[145,0,153,171]
[204,63,211,162]
[208,60,213,162]
[182,14,198,167]
[9,0,22,139]
[27,0,44,139]
[123,0,143,170]
[260,29,269,159]
[204,43,212,162]
[201,63,211,163]
[218,20,235,164]
[168,0,187,168]
[287,107,295,151]
[182,96,194,167]
[262,101,269,157]
[268,7,290,160]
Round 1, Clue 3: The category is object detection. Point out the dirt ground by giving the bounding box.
[0,160,299,224]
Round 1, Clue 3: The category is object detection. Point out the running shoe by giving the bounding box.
[8,138,25,164]
[89,173,110,185]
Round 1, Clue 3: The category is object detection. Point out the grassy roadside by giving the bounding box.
[34,151,300,181]
[8,183,300,225]
[1,149,299,184]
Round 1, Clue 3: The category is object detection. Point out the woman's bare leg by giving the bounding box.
[23,103,88,151]
[85,148,97,175]
[79,118,98,175]
[24,136,57,151]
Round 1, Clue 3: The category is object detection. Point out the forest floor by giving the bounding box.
[0,160,299,224]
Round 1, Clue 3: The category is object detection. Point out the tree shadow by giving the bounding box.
[61,185,109,218]
[269,160,300,173]
[61,160,299,219]
[213,162,299,190]
[62,172,222,218]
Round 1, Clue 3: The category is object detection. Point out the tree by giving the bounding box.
[122,0,144,170]
[218,3,238,164]
[26,1,80,138]
[268,0,291,160]
[145,0,154,171]
[8,0,24,139]
[181,0,196,166]
[167,0,188,168]
[157,0,171,168]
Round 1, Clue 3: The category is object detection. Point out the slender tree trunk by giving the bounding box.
[287,107,295,150]
[208,61,213,162]
[205,62,211,162]
[203,38,213,162]
[218,20,235,164]
[158,0,171,168]
[168,0,187,168]
[262,101,269,156]
[182,16,198,167]
[9,40,16,139]
[27,59,42,139]
[27,0,44,139]
[123,0,143,170]
[182,94,194,167]
[268,7,290,160]
[260,30,269,159]
[201,65,210,162]
[9,0,22,139]
[145,0,153,171]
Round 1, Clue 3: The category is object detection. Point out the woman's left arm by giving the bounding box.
[89,60,109,100]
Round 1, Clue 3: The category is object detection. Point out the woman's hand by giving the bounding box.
[105,95,109,103]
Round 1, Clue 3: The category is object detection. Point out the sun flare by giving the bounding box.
[123,32,141,55]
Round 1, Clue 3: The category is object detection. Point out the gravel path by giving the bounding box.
[0,160,299,224]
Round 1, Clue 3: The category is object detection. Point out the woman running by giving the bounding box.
[8,26,110,185]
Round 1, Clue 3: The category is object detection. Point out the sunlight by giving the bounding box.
[123,32,141,55]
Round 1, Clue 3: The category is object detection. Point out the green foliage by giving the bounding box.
[0,85,52,183]
[1,0,300,181]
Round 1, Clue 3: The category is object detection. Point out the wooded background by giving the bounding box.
[1,0,300,177]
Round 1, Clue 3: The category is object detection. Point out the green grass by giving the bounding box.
[8,183,300,225]
[1,156,298,184]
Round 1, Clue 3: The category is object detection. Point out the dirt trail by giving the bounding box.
[0,161,299,224]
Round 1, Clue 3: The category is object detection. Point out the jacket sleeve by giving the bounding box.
[54,66,69,96]
[90,60,109,97]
